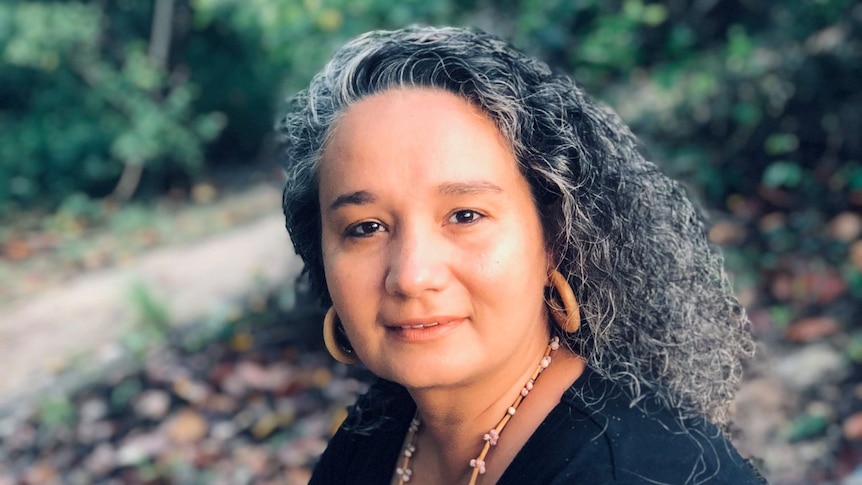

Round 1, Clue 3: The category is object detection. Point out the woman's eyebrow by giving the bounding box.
[328,190,376,211]
[328,182,501,211]
[436,181,503,196]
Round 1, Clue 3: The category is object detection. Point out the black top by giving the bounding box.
[309,367,766,484]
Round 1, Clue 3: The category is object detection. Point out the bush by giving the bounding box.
[0,1,225,213]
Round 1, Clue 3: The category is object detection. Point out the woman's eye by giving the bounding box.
[449,210,483,225]
[346,221,386,237]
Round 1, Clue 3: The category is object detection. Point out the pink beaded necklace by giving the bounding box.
[394,336,561,485]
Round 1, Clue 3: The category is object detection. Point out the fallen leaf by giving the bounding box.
[850,240,862,270]
[117,430,169,465]
[230,331,255,352]
[234,445,270,476]
[759,212,786,233]
[843,412,862,441]
[24,462,59,485]
[252,412,281,439]
[84,443,116,476]
[708,219,746,245]
[2,238,32,261]
[134,390,171,420]
[164,408,208,444]
[785,317,840,343]
[829,212,862,242]
[236,361,292,391]
[173,376,211,404]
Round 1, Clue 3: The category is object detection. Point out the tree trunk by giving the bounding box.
[111,0,175,203]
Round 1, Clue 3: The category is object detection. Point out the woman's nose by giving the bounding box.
[384,227,447,297]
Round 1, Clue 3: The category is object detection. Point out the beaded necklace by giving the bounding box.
[394,336,561,485]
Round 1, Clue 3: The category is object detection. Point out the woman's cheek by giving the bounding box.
[329,249,385,314]
[467,232,523,280]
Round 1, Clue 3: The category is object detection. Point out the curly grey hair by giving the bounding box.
[278,26,754,427]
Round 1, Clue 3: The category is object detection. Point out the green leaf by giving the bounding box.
[783,413,829,442]
[38,395,76,431]
[193,112,228,141]
[129,282,171,334]
[642,4,668,26]
[844,268,862,297]
[731,103,762,127]
[762,161,804,188]
[110,378,143,411]
[727,24,753,59]
[846,332,862,362]
[765,133,800,155]
[768,305,794,328]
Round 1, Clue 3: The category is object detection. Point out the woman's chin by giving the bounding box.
[368,350,482,391]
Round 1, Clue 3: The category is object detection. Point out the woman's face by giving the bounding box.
[318,88,551,390]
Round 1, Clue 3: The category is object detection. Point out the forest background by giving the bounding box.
[1,1,861,484]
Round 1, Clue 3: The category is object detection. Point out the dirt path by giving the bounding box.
[0,212,303,412]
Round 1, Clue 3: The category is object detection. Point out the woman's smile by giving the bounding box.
[385,317,466,342]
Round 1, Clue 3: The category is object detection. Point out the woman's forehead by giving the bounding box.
[318,88,523,197]
[325,88,497,149]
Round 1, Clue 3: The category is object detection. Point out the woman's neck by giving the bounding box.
[402,339,586,484]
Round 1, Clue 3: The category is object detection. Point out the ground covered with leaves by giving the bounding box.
[0,286,374,485]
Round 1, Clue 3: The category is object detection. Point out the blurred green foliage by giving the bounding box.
[0,0,859,222]
[501,0,861,214]
[36,394,76,435]
[0,1,227,212]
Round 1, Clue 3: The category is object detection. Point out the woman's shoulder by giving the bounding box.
[501,367,766,484]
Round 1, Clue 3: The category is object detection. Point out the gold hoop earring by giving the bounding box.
[323,307,360,365]
[548,269,581,333]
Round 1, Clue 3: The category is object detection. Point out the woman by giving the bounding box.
[280,26,764,484]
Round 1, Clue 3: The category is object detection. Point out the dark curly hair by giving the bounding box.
[278,26,754,427]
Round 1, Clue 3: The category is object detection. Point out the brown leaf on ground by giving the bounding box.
[709,219,746,245]
[164,408,209,444]
[23,462,59,485]
[758,212,786,232]
[117,430,169,466]
[850,240,862,270]
[828,212,862,242]
[785,317,840,343]
[235,361,293,392]
[2,239,32,261]
[84,443,116,476]
[173,376,212,404]
[805,270,847,305]
[134,389,171,420]
[234,445,271,476]
[843,412,862,441]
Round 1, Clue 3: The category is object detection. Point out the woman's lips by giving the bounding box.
[399,321,441,330]
[388,316,460,328]
[386,318,464,341]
